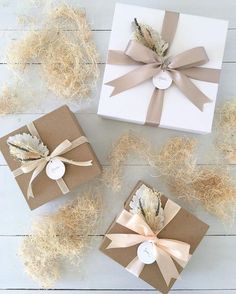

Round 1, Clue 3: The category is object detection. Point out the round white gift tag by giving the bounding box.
[46,158,66,180]
[153,70,172,90]
[137,241,156,264]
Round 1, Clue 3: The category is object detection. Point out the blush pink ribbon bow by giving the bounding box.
[105,11,221,126]
[106,199,191,286]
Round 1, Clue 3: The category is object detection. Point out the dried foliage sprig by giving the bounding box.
[7,133,49,162]
[130,184,164,233]
[19,190,102,288]
[133,18,169,57]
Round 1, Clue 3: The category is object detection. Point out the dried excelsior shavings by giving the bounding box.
[19,190,101,288]
[156,136,198,178]
[102,132,236,221]
[157,136,236,221]
[0,84,23,115]
[102,132,155,192]
[191,168,236,220]
[215,101,236,163]
[7,4,99,100]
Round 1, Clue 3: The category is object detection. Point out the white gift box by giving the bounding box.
[98,3,228,134]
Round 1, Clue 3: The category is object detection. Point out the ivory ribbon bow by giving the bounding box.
[106,199,191,286]
[13,122,92,199]
[106,11,221,126]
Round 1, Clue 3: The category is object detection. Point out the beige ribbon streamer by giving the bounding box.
[105,11,221,126]
[13,122,93,199]
[106,199,191,286]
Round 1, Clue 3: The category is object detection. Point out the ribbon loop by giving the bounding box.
[168,47,209,69]
[125,40,161,64]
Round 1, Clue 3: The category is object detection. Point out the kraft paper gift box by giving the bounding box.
[98,3,228,134]
[0,105,102,210]
[100,181,209,294]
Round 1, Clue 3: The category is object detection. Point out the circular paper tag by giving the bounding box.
[153,71,172,90]
[46,159,66,180]
[137,241,156,264]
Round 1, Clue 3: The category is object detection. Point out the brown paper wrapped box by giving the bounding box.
[0,105,102,210]
[100,181,209,294]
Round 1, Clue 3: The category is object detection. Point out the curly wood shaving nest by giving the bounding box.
[7,4,99,99]
[216,101,236,163]
[157,137,197,177]
[0,84,22,115]
[191,168,236,220]
[102,132,155,192]
[158,137,236,220]
[19,190,101,288]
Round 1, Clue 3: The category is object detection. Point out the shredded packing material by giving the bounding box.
[157,137,236,221]
[216,101,236,163]
[102,132,155,192]
[7,4,99,100]
[104,133,236,221]
[0,84,23,115]
[19,190,102,288]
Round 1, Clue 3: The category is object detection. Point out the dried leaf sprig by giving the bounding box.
[7,133,49,162]
[133,18,169,58]
[130,184,164,233]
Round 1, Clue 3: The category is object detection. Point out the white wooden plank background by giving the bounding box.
[1,0,236,293]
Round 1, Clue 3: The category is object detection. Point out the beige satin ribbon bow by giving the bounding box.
[106,199,191,286]
[106,11,221,126]
[13,122,92,199]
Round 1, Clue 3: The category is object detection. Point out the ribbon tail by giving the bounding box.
[27,162,47,199]
[155,246,180,286]
[180,67,221,83]
[105,65,161,97]
[126,256,145,277]
[56,178,70,195]
[145,88,165,126]
[170,70,212,111]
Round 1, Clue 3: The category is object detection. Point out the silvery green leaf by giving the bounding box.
[130,184,164,233]
[7,133,49,162]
